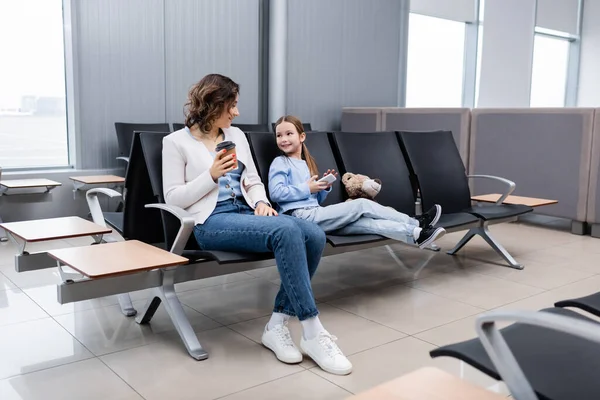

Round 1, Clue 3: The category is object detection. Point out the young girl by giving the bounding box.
[268,115,446,248]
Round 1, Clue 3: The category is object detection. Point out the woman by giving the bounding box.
[269,115,446,248]
[162,74,352,375]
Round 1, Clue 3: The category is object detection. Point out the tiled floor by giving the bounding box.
[0,220,598,399]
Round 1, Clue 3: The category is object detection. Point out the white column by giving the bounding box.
[268,0,287,124]
[577,0,600,106]
[477,0,536,107]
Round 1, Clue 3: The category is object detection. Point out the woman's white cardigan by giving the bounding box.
[162,126,270,224]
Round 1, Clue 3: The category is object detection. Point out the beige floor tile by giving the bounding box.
[521,246,600,274]
[101,327,303,400]
[179,278,280,325]
[229,303,406,368]
[0,264,61,290]
[310,336,435,394]
[328,284,483,334]
[414,314,483,347]
[470,259,594,290]
[220,370,351,400]
[0,318,93,379]
[54,299,221,356]
[430,358,511,396]
[0,288,48,327]
[0,358,143,400]
[311,336,509,396]
[0,271,17,291]
[407,270,543,309]
[23,285,119,316]
[496,275,600,312]
[174,272,256,293]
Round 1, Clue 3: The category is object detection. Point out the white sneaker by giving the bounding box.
[261,323,303,364]
[300,331,352,375]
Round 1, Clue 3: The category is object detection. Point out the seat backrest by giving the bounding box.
[398,130,471,213]
[272,122,312,133]
[247,131,345,206]
[122,131,168,245]
[139,131,199,251]
[330,131,416,215]
[234,124,270,133]
[172,123,185,131]
[114,123,171,157]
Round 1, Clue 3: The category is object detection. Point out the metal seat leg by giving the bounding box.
[447,229,477,255]
[138,269,208,361]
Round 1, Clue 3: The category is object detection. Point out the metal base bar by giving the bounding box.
[571,220,586,235]
[591,223,600,239]
[447,226,523,270]
[15,252,58,272]
[137,270,208,360]
[117,293,137,317]
[0,214,6,242]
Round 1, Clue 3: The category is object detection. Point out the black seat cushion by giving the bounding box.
[431,307,600,400]
[103,212,124,234]
[436,212,479,229]
[465,204,533,221]
[556,292,600,318]
[183,249,274,264]
[326,234,387,247]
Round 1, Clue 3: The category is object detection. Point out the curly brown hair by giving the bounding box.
[184,74,240,132]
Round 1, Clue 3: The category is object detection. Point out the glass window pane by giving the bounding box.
[0,0,69,168]
[530,35,570,107]
[406,13,466,107]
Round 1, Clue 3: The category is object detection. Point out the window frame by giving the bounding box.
[404,12,468,108]
[0,0,77,171]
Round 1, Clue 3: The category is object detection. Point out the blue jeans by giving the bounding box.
[193,198,326,321]
[292,198,419,244]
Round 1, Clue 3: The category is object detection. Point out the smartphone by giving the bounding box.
[318,173,337,184]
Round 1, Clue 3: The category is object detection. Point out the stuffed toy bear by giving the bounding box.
[341,172,382,201]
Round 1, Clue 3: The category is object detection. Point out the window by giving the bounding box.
[529,34,570,107]
[0,0,69,168]
[405,13,466,107]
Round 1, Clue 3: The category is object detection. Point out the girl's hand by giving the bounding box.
[209,150,236,182]
[308,175,329,193]
[255,202,278,216]
[322,169,338,189]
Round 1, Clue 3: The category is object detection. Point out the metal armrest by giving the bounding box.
[86,188,123,227]
[476,310,600,400]
[145,203,195,255]
[468,175,516,204]
[116,156,130,163]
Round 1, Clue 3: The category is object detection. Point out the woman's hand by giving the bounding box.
[255,202,278,216]
[209,150,236,182]
[307,175,329,193]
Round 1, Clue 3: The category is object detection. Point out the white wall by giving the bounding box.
[477,0,536,107]
[577,0,600,106]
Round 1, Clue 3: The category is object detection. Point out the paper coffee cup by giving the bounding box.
[215,141,237,169]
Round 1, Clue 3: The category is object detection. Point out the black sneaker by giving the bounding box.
[416,226,446,249]
[415,204,442,228]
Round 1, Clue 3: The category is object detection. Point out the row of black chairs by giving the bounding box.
[115,122,312,162]
[105,128,532,272]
